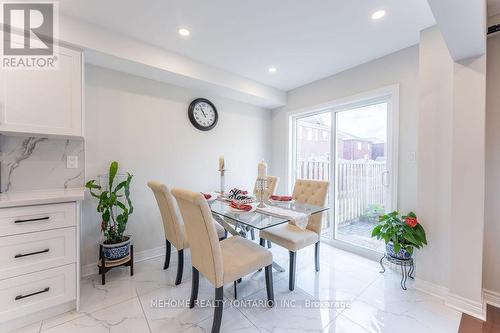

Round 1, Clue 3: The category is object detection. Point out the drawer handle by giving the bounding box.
[14,217,50,224]
[14,248,50,258]
[15,287,50,301]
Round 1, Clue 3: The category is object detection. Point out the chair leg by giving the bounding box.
[315,241,320,272]
[250,228,255,240]
[212,287,224,333]
[267,240,272,248]
[234,281,238,299]
[265,265,274,307]
[190,267,199,308]
[289,251,296,291]
[175,249,184,285]
[164,240,171,270]
[259,238,265,247]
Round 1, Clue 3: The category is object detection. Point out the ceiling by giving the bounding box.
[59,0,436,91]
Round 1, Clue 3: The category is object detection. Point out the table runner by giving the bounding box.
[256,205,309,230]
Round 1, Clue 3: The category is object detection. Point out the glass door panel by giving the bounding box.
[334,102,389,252]
[294,113,332,237]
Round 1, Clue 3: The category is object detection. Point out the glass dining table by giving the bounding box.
[210,198,329,272]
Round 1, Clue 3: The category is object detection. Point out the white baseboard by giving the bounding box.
[484,288,500,309]
[415,278,486,320]
[446,292,485,321]
[81,244,172,277]
[414,278,449,300]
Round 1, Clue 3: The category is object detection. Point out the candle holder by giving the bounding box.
[256,177,268,208]
[219,169,226,196]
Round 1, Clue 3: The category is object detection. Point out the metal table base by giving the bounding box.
[212,214,286,272]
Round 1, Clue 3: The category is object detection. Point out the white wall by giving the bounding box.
[484,17,500,297]
[416,26,486,319]
[416,25,454,294]
[271,45,419,214]
[82,65,272,267]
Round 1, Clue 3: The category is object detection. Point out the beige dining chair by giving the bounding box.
[148,181,226,285]
[259,179,329,291]
[172,188,275,333]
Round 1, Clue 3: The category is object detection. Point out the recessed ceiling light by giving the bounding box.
[268,67,277,73]
[371,9,386,20]
[178,28,190,37]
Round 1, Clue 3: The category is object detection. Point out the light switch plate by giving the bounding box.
[407,151,416,163]
[66,155,78,169]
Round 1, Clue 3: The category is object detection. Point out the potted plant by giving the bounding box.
[86,161,134,261]
[371,211,427,260]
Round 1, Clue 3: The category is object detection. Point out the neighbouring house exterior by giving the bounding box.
[296,116,386,163]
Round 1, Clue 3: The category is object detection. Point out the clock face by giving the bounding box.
[188,98,218,131]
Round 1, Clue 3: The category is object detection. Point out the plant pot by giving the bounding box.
[101,236,131,261]
[386,242,412,260]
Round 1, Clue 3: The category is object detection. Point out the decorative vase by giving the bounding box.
[386,242,412,260]
[101,236,131,260]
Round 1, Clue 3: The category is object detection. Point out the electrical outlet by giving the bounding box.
[66,155,78,169]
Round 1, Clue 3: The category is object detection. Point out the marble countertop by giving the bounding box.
[0,188,85,208]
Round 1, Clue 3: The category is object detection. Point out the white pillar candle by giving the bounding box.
[258,160,267,179]
[219,156,225,170]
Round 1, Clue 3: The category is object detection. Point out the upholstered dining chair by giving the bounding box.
[172,188,275,333]
[148,181,226,285]
[259,179,329,291]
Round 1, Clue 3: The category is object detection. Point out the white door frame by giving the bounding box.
[288,85,399,259]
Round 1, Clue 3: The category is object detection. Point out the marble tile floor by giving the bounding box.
[11,243,462,333]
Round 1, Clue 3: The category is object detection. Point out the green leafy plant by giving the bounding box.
[371,211,427,255]
[85,161,134,244]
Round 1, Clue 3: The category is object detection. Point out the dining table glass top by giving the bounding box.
[209,199,329,230]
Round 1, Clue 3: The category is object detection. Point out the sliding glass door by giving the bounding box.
[334,102,389,253]
[292,90,397,255]
[295,113,332,237]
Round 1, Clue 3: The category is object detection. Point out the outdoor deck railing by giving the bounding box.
[296,159,386,231]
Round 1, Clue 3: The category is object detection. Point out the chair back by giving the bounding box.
[171,188,224,287]
[292,179,329,235]
[147,181,187,250]
[253,176,280,198]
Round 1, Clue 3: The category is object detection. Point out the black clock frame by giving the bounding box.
[188,98,218,131]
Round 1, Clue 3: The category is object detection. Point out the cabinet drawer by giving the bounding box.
[0,264,75,323]
[0,203,76,236]
[0,228,75,280]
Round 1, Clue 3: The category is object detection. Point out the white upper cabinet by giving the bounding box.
[0,45,83,137]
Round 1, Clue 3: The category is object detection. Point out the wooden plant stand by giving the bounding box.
[98,244,134,285]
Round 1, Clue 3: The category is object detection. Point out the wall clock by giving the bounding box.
[188,98,218,131]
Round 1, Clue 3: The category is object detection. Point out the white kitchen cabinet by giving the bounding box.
[0,44,83,137]
[0,189,83,332]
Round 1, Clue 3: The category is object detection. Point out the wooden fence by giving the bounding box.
[296,159,387,229]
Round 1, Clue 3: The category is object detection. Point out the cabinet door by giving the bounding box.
[0,45,82,137]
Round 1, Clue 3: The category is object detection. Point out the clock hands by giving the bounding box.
[200,104,207,118]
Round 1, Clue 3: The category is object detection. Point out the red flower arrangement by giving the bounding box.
[405,216,418,228]
[371,211,427,255]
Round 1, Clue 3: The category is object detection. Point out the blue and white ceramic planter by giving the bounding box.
[102,236,131,260]
[386,242,412,260]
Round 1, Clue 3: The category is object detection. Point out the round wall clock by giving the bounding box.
[188,98,218,131]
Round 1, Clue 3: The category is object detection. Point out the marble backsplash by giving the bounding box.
[0,135,84,192]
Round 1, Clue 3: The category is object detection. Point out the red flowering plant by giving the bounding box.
[371,211,427,256]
